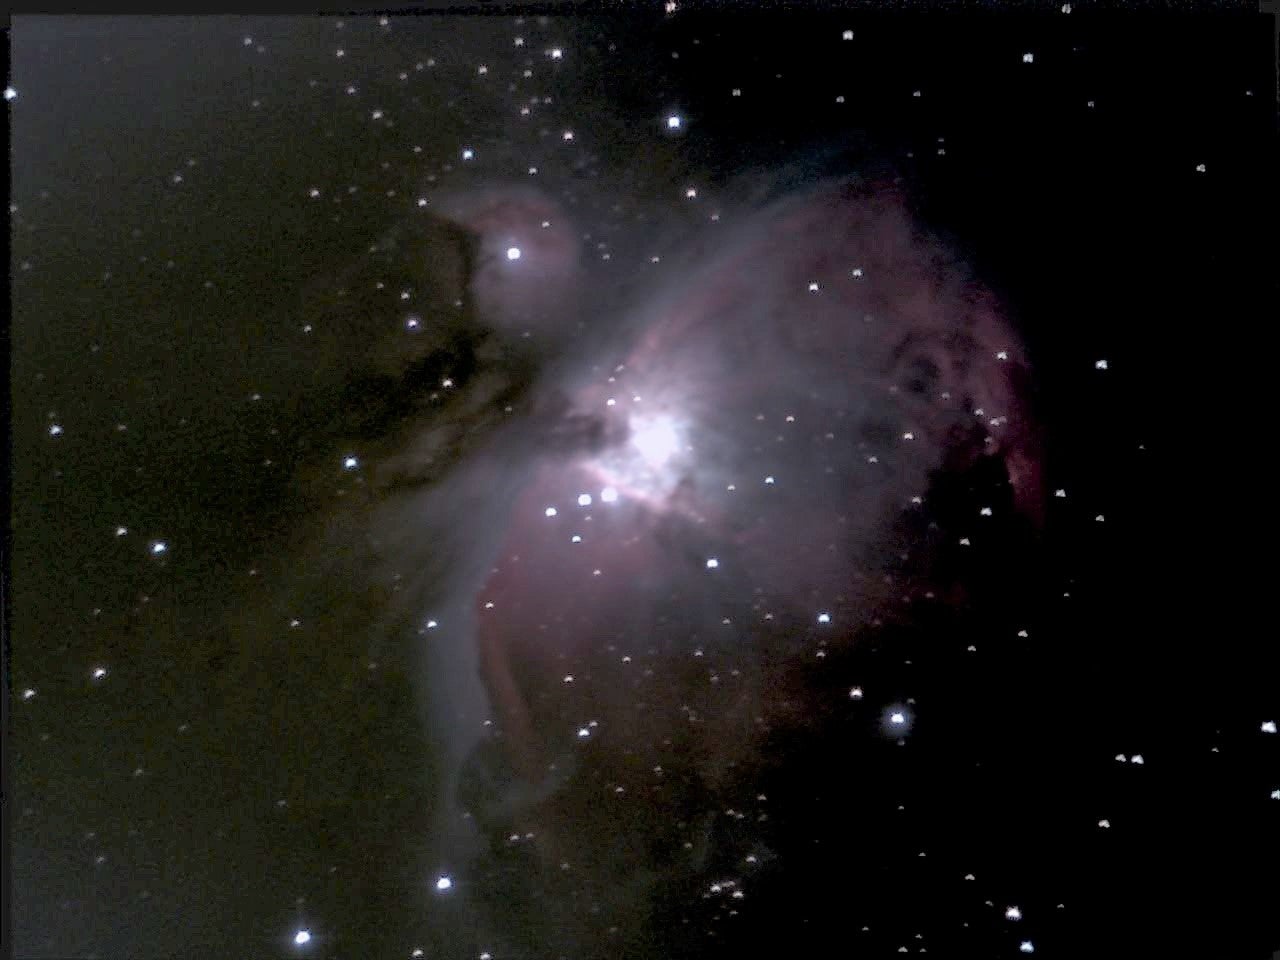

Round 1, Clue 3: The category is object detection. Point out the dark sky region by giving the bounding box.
[6,7,1278,960]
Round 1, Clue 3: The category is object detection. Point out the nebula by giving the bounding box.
[275,164,1042,958]
[374,173,1045,956]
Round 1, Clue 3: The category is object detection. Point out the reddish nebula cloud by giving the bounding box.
[432,175,1042,945]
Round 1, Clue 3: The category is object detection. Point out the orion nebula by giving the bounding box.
[330,171,1042,956]
[14,15,1271,960]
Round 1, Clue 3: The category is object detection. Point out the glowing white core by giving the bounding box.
[631,416,681,466]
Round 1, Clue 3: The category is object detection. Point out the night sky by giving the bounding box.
[7,8,1279,960]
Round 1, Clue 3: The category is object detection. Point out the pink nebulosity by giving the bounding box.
[403,176,1044,958]
[470,176,1041,808]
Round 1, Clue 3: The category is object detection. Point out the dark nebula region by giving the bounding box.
[324,172,1044,957]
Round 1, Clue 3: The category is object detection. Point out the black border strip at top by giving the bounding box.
[0,0,1274,15]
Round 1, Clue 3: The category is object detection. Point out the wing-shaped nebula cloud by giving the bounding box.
[337,173,1039,957]
[281,166,1040,958]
